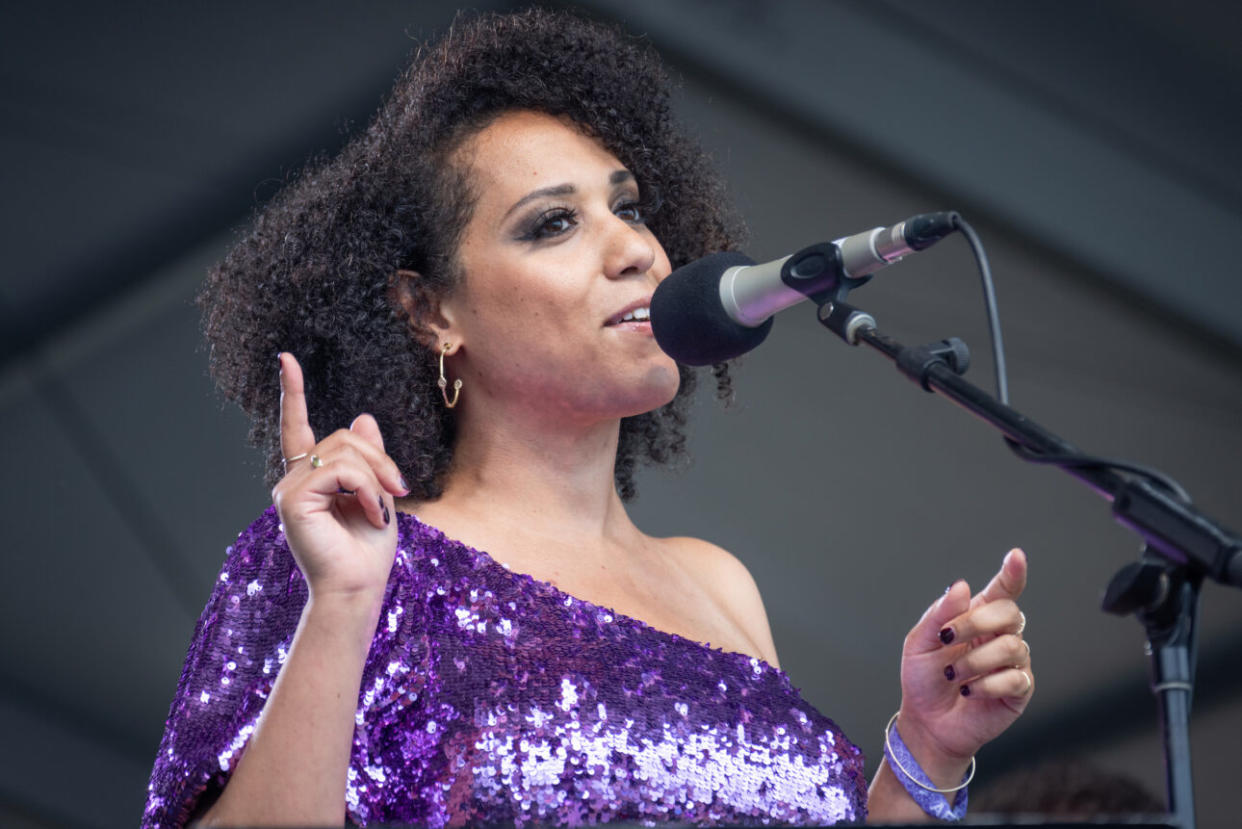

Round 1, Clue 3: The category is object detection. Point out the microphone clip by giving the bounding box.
[779,242,871,306]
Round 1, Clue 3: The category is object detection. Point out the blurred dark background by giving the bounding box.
[2,1,1239,826]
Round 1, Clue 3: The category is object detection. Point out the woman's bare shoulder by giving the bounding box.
[657,535,781,668]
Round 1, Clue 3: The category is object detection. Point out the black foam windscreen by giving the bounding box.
[650,251,773,366]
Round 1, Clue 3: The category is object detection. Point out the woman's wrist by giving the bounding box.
[892,710,972,790]
[303,589,385,655]
[871,711,973,823]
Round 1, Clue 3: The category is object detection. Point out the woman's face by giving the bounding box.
[437,110,679,425]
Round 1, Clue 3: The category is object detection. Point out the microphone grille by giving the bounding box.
[650,251,773,366]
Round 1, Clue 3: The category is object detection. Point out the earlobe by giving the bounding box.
[390,269,461,350]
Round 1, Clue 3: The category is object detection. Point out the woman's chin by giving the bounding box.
[621,364,681,416]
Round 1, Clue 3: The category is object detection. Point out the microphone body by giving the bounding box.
[651,212,957,365]
[721,220,929,327]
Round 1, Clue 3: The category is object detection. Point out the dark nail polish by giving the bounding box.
[960,684,971,697]
[939,627,955,645]
[399,476,410,494]
[944,665,955,681]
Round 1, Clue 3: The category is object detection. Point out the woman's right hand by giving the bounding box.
[197,355,410,827]
[272,352,409,608]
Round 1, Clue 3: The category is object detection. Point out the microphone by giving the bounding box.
[650,212,959,365]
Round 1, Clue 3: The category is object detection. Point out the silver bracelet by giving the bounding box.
[883,711,973,822]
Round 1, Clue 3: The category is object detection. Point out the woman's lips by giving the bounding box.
[605,297,654,327]
[609,319,652,330]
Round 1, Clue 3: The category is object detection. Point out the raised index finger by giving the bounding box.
[278,352,317,462]
[972,548,1028,607]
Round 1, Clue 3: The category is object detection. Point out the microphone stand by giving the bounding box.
[814,299,1242,829]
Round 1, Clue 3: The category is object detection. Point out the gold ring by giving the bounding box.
[310,454,324,468]
[281,452,309,470]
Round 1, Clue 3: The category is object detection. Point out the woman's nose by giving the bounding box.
[602,215,656,279]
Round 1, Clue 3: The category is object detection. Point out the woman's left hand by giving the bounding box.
[894,548,1033,781]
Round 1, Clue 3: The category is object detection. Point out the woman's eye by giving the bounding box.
[615,200,645,223]
[523,208,578,241]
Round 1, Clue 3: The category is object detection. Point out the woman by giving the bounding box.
[144,9,1033,827]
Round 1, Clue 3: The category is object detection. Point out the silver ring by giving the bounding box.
[281,452,309,472]
[1016,611,1026,635]
[310,454,324,468]
[1017,670,1032,696]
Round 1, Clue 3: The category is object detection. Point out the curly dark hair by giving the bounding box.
[200,7,743,501]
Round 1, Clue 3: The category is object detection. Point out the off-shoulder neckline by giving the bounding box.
[395,511,791,683]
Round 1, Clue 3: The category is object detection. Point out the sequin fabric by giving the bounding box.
[144,507,867,827]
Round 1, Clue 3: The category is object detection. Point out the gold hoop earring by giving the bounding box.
[438,342,462,408]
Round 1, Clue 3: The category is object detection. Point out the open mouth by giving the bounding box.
[605,296,655,329]
[609,306,651,325]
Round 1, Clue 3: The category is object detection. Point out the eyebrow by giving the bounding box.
[502,170,636,220]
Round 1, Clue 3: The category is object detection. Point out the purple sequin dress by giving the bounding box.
[144,508,867,827]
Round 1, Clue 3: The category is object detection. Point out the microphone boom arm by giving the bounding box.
[816,297,1241,829]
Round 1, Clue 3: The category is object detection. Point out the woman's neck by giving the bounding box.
[403,404,638,554]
